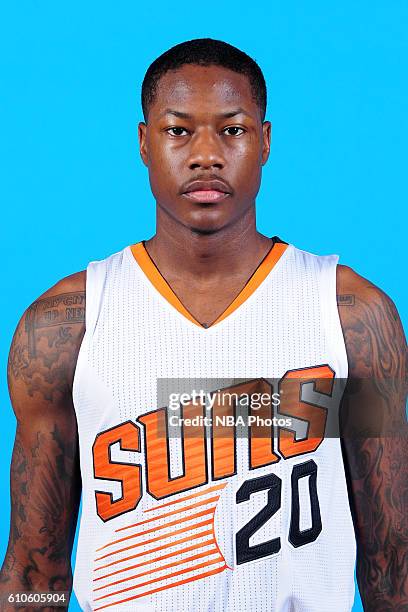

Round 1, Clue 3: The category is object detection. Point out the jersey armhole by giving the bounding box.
[320,254,349,381]
[84,259,106,338]
[72,259,105,411]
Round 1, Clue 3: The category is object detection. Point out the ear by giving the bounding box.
[261,121,271,165]
[138,122,148,167]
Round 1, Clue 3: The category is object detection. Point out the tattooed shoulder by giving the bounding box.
[336,264,407,382]
[7,270,86,408]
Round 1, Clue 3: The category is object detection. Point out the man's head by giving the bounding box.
[138,38,271,234]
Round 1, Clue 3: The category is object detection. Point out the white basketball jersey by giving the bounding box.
[72,238,356,612]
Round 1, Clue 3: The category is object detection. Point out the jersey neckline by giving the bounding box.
[127,238,290,330]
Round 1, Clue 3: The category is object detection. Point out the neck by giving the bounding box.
[144,205,273,284]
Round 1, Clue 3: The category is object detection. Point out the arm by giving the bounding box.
[0,272,86,611]
[337,264,408,611]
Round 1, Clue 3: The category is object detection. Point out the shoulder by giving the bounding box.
[337,263,385,297]
[336,263,400,322]
[21,269,87,348]
[25,269,86,324]
[336,264,406,378]
[11,267,87,332]
[8,270,86,412]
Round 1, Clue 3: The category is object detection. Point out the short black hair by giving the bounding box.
[141,38,267,122]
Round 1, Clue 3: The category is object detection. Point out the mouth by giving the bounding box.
[182,190,230,203]
[181,179,232,204]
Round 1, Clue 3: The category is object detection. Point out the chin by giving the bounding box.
[185,209,231,234]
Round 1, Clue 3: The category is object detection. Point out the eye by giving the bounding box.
[223,126,245,136]
[166,127,189,137]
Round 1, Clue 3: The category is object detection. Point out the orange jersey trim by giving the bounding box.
[130,241,288,329]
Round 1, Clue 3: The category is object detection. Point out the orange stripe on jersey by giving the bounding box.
[130,241,288,328]
[130,241,201,326]
[93,563,227,610]
[94,517,215,561]
[212,242,288,326]
[94,549,223,592]
[96,508,215,552]
[114,495,221,532]
[141,482,227,513]
[94,528,214,572]
[93,538,217,581]
[94,557,226,603]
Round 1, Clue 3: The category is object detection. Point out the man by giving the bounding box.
[0,38,406,612]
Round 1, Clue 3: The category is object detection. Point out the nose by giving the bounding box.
[187,127,226,170]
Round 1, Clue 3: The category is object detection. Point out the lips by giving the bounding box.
[181,179,232,203]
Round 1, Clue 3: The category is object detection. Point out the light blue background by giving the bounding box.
[1,2,407,610]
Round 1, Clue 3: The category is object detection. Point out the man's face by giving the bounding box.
[138,64,271,233]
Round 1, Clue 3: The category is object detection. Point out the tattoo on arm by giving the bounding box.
[3,426,79,588]
[339,284,408,610]
[8,292,85,402]
[337,293,355,306]
[0,289,85,606]
[25,292,85,359]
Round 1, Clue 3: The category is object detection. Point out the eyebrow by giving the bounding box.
[159,107,251,119]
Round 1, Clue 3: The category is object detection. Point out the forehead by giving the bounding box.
[150,64,257,117]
